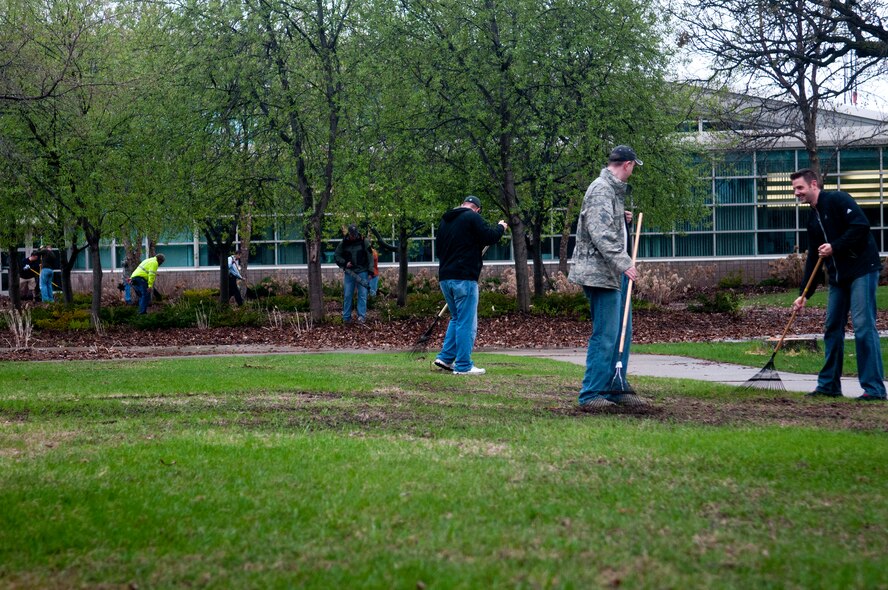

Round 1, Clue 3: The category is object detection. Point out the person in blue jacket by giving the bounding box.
[790,168,886,401]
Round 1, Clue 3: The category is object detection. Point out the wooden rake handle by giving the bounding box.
[772,256,824,355]
[617,212,643,355]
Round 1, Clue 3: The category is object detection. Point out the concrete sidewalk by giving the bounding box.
[499,348,884,398]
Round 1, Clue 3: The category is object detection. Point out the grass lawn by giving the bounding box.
[741,284,888,309]
[634,338,888,376]
[1,353,886,588]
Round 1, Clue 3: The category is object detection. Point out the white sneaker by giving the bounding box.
[433,359,454,371]
[454,366,486,376]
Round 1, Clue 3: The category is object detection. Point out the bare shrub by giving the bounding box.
[479,266,517,296]
[768,251,807,286]
[634,263,692,306]
[547,271,581,294]
[2,309,33,349]
[408,268,439,294]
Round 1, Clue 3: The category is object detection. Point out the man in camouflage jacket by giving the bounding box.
[569,145,644,409]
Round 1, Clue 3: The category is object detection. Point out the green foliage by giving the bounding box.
[32,309,92,331]
[477,292,517,318]
[757,277,788,288]
[531,292,588,318]
[98,304,139,325]
[717,270,743,289]
[688,290,743,317]
[181,289,219,303]
[256,295,308,313]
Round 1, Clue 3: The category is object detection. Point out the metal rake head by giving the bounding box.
[741,359,786,391]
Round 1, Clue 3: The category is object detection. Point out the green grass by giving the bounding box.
[634,338,888,376]
[1,353,886,588]
[742,284,888,309]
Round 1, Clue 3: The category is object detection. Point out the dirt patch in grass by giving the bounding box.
[555,395,888,432]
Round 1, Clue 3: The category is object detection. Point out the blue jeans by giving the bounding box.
[369,275,379,297]
[437,280,479,372]
[579,276,632,404]
[818,271,886,397]
[124,281,132,304]
[132,277,151,314]
[343,270,368,322]
[40,268,55,302]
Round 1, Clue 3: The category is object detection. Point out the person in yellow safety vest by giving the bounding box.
[130,253,165,314]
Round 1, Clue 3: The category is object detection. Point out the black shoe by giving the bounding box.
[579,396,616,411]
[805,390,841,398]
[855,393,887,402]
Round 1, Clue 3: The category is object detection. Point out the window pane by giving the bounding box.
[758,172,794,204]
[714,152,753,177]
[278,243,306,265]
[757,150,795,175]
[156,245,194,267]
[251,220,275,241]
[757,231,797,255]
[757,204,797,230]
[715,178,754,204]
[279,217,304,240]
[840,148,880,172]
[159,229,194,243]
[716,205,754,231]
[248,244,275,265]
[716,233,754,256]
[639,235,672,258]
[675,234,713,257]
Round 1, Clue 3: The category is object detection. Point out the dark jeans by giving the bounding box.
[228,276,243,306]
[132,277,151,314]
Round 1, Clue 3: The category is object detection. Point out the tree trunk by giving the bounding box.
[7,246,21,310]
[219,253,229,304]
[528,224,546,297]
[307,213,325,322]
[59,245,81,304]
[238,207,253,274]
[558,193,579,275]
[87,233,103,322]
[397,225,409,307]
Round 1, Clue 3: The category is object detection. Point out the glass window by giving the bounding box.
[716,205,754,230]
[715,178,754,204]
[757,204,797,230]
[757,231,797,255]
[675,234,713,257]
[159,229,194,243]
[840,148,880,172]
[99,247,113,270]
[553,236,575,260]
[403,239,434,263]
[250,220,275,241]
[279,217,304,240]
[638,235,672,258]
[757,150,795,175]
[716,233,754,256]
[714,151,753,177]
[862,205,882,229]
[278,243,306,265]
[798,149,837,175]
[758,172,794,204]
[156,245,194,267]
[248,243,276,265]
[74,249,88,270]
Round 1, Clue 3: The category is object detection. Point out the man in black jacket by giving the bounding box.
[334,225,372,324]
[790,169,886,401]
[434,196,507,375]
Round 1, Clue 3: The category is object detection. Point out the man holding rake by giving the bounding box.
[790,169,886,401]
[570,146,645,410]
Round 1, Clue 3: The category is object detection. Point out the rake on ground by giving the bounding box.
[742,256,824,391]
[603,212,643,396]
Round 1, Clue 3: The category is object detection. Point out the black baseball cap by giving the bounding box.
[463,195,482,210]
[608,145,643,166]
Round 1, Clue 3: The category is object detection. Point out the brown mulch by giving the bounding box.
[3,305,883,362]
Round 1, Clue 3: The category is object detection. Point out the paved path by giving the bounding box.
[498,348,883,398]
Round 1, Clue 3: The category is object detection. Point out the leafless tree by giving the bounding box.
[676,0,886,175]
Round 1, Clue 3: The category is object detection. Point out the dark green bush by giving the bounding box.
[718,271,743,289]
[688,291,742,318]
[99,304,139,325]
[531,292,588,318]
[477,292,517,317]
[255,295,308,312]
[758,277,788,288]
[378,292,445,320]
[33,308,92,330]
[181,289,219,303]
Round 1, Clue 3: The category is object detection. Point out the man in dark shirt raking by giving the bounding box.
[790,168,886,401]
[434,196,508,376]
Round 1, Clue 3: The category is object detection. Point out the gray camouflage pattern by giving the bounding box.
[568,168,632,290]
